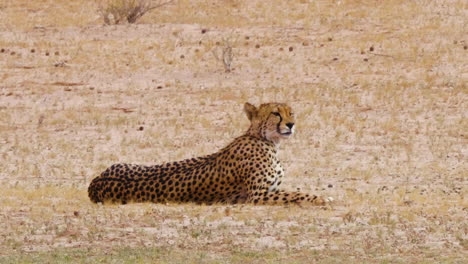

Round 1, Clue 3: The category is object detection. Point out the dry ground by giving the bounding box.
[0,0,467,263]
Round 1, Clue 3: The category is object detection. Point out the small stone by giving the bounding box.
[403,200,414,206]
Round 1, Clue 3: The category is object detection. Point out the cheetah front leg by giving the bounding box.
[246,189,328,206]
[242,163,332,206]
[244,171,331,206]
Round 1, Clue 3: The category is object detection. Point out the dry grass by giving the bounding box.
[98,0,175,25]
[0,0,467,262]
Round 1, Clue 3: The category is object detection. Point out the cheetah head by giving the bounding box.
[244,102,295,144]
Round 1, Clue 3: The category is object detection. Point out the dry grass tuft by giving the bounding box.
[98,0,175,24]
[212,36,236,73]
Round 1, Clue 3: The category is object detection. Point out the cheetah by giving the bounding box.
[88,102,329,206]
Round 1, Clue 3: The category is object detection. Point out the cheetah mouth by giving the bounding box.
[278,131,293,136]
[277,125,294,137]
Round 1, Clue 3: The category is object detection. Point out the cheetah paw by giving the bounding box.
[313,196,334,206]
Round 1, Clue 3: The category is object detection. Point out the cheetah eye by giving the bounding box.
[290,113,294,117]
[272,112,280,117]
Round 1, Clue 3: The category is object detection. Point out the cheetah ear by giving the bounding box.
[244,102,257,121]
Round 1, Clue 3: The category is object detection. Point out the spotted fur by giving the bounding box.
[88,102,328,206]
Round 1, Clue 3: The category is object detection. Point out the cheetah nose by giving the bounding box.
[286,122,294,129]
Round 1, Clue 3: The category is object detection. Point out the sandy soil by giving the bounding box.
[0,0,467,263]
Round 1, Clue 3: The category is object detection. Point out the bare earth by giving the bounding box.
[0,0,467,263]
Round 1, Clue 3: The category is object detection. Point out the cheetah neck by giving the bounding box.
[245,126,281,148]
[242,131,281,151]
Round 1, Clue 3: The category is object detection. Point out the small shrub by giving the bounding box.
[98,0,174,25]
[212,37,236,73]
